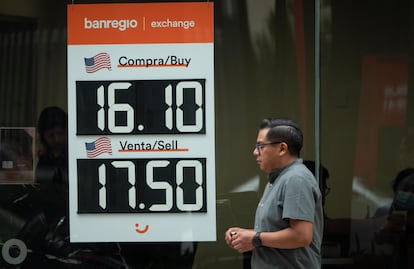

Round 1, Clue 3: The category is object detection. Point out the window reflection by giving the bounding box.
[0,0,414,268]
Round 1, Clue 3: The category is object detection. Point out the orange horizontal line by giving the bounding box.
[117,64,187,68]
[118,149,189,152]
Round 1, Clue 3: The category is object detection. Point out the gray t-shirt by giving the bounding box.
[252,159,323,269]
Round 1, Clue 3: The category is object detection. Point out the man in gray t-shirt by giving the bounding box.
[225,118,323,269]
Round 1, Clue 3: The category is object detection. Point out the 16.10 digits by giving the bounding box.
[76,79,206,135]
[77,158,207,213]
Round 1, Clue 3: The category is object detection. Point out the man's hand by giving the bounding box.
[225,227,256,253]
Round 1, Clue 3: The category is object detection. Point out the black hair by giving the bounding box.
[259,118,303,156]
[392,168,414,193]
[37,106,67,145]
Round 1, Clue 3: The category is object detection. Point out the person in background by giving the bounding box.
[303,160,331,219]
[10,106,70,267]
[374,168,414,218]
[374,168,414,238]
[225,118,324,269]
[374,168,414,268]
[35,106,68,183]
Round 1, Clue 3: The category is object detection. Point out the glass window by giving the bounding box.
[321,0,414,268]
[1,0,412,268]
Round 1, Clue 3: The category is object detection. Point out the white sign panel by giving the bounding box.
[67,2,215,242]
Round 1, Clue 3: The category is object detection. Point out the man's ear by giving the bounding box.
[278,142,289,156]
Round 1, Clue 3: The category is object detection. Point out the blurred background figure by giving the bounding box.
[35,106,68,183]
[374,168,414,218]
[303,160,331,218]
[375,168,414,269]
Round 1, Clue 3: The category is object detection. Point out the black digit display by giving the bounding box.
[77,158,207,213]
[76,79,206,135]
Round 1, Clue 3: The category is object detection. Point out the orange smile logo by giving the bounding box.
[135,223,149,234]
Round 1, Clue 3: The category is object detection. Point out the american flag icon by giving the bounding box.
[85,137,112,158]
[84,52,112,73]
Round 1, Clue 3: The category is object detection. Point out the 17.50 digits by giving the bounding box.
[77,158,207,213]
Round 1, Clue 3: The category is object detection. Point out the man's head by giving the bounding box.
[253,118,303,173]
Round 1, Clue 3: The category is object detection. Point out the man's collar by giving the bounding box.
[268,158,302,183]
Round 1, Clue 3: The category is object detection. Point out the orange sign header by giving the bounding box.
[67,2,214,45]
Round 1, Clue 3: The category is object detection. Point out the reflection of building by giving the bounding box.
[398,129,414,170]
[354,56,408,188]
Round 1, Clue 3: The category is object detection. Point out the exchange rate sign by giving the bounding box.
[67,2,215,243]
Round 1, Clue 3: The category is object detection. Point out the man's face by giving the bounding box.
[253,128,281,173]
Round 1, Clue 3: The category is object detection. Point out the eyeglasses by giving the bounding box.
[254,141,283,153]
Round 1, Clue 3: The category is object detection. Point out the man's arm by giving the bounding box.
[260,219,313,249]
[225,219,313,253]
